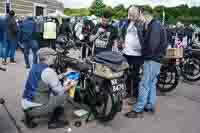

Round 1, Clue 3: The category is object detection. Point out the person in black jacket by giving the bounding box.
[3,10,18,65]
[90,10,118,54]
[185,25,194,46]
[125,11,168,118]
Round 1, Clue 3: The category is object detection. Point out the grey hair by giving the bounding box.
[37,48,57,65]
[128,5,139,14]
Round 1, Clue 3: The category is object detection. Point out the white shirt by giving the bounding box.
[123,22,141,56]
[74,22,83,39]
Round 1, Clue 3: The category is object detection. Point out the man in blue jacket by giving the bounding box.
[125,11,168,118]
[20,17,39,68]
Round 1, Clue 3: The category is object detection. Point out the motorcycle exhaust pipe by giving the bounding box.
[0,98,23,133]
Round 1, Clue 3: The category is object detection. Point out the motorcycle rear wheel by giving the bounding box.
[157,64,179,93]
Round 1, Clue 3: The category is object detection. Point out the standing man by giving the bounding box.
[74,17,95,59]
[185,24,194,47]
[125,11,168,118]
[90,9,118,54]
[74,17,84,40]
[3,10,18,65]
[20,17,39,69]
[120,6,145,99]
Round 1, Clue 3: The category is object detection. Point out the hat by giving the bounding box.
[37,48,57,62]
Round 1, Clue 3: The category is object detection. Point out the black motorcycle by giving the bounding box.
[157,46,200,93]
[54,35,129,122]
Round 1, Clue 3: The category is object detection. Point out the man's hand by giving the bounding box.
[90,28,105,42]
[113,40,119,48]
[97,28,105,35]
[122,43,126,48]
[64,81,77,92]
[63,81,72,91]
[58,71,69,80]
[79,34,84,40]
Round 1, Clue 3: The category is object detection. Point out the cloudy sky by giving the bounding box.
[64,0,200,8]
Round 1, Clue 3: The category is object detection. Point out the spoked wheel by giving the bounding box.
[181,57,200,82]
[157,64,179,93]
[94,81,121,122]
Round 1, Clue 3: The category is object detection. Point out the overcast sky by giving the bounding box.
[64,0,200,8]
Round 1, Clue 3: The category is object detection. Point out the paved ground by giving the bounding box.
[0,51,200,133]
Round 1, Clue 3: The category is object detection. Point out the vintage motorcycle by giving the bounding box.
[54,35,129,122]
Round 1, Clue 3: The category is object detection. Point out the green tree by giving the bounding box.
[64,4,200,26]
[89,0,106,16]
[113,4,126,19]
[140,5,153,13]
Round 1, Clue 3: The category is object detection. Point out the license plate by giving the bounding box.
[111,79,126,93]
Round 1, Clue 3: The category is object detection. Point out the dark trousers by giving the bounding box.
[124,54,143,98]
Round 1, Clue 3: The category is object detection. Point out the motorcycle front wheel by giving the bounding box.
[95,80,122,122]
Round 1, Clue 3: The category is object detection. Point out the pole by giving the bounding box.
[162,7,165,25]
[0,98,23,133]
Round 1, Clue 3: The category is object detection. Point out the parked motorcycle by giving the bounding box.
[54,35,129,122]
[157,46,200,93]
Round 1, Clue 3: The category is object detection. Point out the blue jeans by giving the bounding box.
[0,41,3,58]
[134,60,161,112]
[4,40,17,61]
[23,40,39,67]
[0,32,6,59]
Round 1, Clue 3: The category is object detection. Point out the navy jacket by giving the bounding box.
[20,18,36,42]
[142,19,168,62]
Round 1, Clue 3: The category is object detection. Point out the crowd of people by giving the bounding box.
[0,5,199,130]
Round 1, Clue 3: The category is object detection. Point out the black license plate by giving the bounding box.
[111,79,126,94]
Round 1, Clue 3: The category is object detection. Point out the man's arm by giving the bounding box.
[159,26,168,55]
[112,27,119,48]
[41,68,66,95]
[89,25,99,42]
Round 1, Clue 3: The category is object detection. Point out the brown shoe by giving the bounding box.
[124,111,143,119]
[2,60,7,65]
[10,59,16,64]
